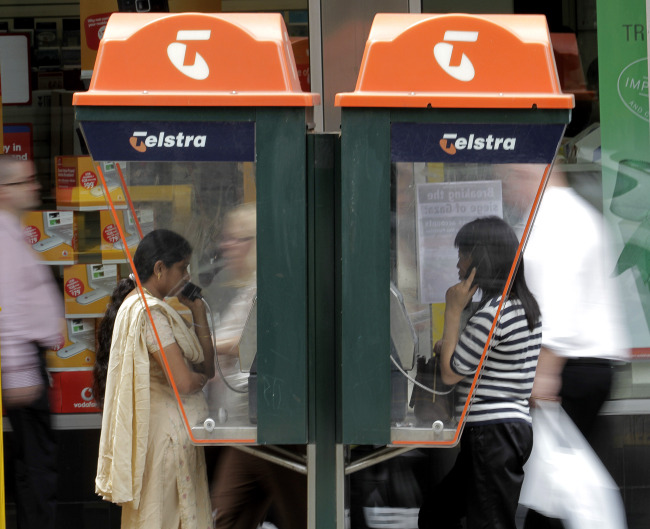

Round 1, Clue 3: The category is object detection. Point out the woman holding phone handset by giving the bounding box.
[418,217,542,529]
[94,229,215,529]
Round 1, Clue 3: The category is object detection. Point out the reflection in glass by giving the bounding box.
[106,160,257,440]
[203,202,257,427]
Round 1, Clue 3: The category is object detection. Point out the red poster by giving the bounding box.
[3,123,33,160]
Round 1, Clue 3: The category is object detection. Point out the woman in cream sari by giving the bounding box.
[93,229,215,529]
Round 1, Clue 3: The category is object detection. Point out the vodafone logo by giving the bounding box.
[439,132,516,155]
[433,30,478,82]
[167,30,211,80]
[81,387,94,401]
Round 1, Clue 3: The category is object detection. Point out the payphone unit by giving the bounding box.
[336,13,574,446]
[74,12,319,445]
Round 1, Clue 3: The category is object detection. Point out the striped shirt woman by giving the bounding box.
[419,217,542,529]
[452,296,542,425]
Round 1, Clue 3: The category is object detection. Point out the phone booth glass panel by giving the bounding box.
[389,137,559,444]
[94,157,258,441]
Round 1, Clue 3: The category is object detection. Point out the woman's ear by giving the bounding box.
[153,260,165,279]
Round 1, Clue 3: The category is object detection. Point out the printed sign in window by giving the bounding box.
[416,180,503,303]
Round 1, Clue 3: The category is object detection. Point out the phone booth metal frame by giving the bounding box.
[73,12,320,446]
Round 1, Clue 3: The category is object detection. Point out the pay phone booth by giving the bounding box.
[336,14,574,453]
[72,12,319,448]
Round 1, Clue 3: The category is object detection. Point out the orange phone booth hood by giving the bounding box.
[73,12,320,107]
[336,13,575,110]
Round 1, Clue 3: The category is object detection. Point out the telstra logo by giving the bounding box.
[433,30,479,82]
[168,30,211,80]
[129,131,208,153]
[439,132,517,155]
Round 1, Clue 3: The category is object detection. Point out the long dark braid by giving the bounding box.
[92,229,192,408]
[93,277,136,407]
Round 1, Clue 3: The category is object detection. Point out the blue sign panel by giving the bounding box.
[391,123,564,163]
[81,121,255,162]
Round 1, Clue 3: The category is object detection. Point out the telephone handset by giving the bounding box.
[180,281,203,301]
[390,283,417,371]
[463,265,479,289]
[463,244,488,289]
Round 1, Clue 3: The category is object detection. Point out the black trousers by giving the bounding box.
[6,363,58,529]
[419,421,533,529]
[523,358,613,529]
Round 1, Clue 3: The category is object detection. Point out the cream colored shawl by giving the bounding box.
[95,292,204,508]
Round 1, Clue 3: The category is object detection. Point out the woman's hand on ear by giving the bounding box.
[178,292,206,314]
[439,268,478,386]
[446,267,478,314]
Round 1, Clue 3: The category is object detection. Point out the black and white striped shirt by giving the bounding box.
[451,296,541,425]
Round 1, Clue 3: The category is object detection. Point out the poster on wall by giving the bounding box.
[3,124,33,161]
[598,0,650,356]
[415,181,502,303]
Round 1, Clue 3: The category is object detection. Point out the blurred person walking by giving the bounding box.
[206,203,307,529]
[205,202,257,423]
[0,157,64,529]
[523,163,629,528]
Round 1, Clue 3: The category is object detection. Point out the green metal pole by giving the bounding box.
[307,133,339,528]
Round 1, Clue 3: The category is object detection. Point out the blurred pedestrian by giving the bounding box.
[205,202,257,423]
[0,156,64,529]
[206,203,307,529]
[523,162,629,528]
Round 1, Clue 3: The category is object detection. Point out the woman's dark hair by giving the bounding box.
[454,216,540,330]
[93,229,192,407]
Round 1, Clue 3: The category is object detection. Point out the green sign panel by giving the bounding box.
[598,0,650,353]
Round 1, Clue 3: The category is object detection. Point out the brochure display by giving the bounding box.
[336,13,574,446]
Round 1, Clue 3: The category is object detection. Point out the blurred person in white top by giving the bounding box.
[205,202,257,422]
[519,160,630,529]
[206,202,307,529]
